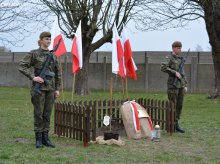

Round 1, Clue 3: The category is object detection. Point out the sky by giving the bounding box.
[10,18,210,52]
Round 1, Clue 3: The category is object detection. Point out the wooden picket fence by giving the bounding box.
[54,98,175,146]
[54,102,95,147]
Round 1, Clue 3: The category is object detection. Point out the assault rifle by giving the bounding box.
[173,48,190,88]
[33,38,61,95]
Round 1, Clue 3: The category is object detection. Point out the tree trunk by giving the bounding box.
[204,1,220,99]
[211,50,220,98]
[74,52,90,96]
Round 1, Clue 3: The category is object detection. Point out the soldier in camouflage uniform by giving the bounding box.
[18,32,61,148]
[161,41,187,133]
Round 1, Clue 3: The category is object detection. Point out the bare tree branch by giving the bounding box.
[14,0,220,96]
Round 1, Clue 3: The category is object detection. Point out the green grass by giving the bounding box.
[0,86,220,163]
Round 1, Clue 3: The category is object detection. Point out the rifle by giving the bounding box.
[33,38,62,95]
[173,48,190,88]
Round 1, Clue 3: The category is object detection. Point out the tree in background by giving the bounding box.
[0,0,28,46]
[13,0,220,98]
[134,0,220,98]
[0,46,10,52]
[37,0,143,95]
[0,0,52,47]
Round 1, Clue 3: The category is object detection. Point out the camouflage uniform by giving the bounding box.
[161,54,187,121]
[18,48,61,133]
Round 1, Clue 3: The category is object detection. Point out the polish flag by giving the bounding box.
[49,18,67,57]
[71,21,83,74]
[121,26,137,80]
[112,24,125,79]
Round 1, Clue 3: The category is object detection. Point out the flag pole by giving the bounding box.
[59,58,64,101]
[71,74,76,102]
[109,77,113,131]
[121,77,125,100]
[125,77,128,99]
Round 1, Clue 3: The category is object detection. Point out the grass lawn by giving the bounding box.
[0,87,219,163]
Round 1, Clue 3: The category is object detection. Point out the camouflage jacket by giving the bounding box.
[18,48,61,91]
[161,54,187,89]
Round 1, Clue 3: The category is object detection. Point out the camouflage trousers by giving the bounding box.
[167,88,185,121]
[31,90,55,132]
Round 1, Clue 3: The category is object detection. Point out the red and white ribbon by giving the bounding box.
[130,102,140,132]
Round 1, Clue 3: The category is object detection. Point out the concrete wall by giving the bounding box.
[0,51,214,93]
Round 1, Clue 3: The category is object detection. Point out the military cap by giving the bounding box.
[39,31,51,39]
[172,41,182,48]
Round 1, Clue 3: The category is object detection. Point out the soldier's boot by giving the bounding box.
[35,132,43,148]
[176,121,185,133]
[42,131,56,148]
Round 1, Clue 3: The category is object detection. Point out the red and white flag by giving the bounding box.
[121,26,137,80]
[49,18,67,57]
[71,21,83,74]
[112,24,125,79]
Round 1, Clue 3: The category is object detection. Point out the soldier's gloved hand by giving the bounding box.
[175,71,182,79]
[54,90,60,98]
[184,87,188,93]
[33,76,44,83]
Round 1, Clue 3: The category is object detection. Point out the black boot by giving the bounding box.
[35,132,43,148]
[42,131,56,148]
[176,121,185,133]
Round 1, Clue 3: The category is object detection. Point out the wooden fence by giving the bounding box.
[54,102,95,147]
[54,98,175,146]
